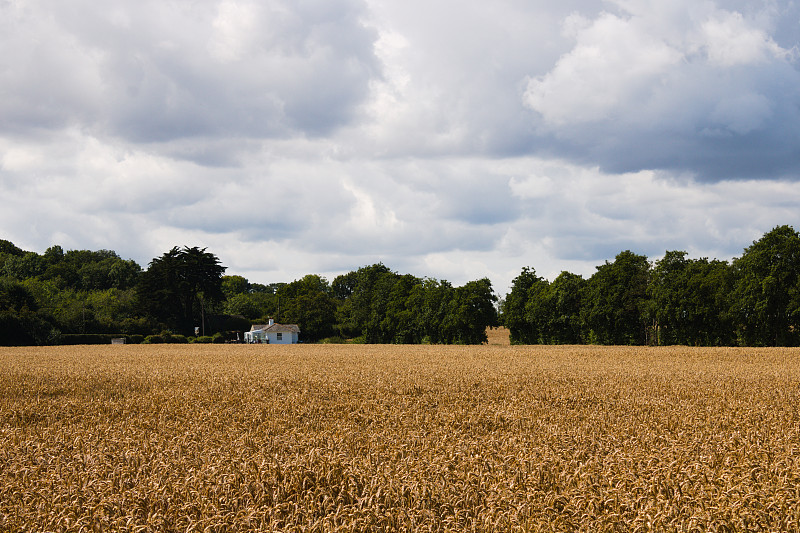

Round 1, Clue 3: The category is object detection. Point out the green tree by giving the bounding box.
[686,258,735,346]
[224,292,277,321]
[35,248,142,291]
[136,247,226,334]
[380,274,422,343]
[333,263,393,339]
[0,277,58,345]
[221,275,250,298]
[524,276,552,344]
[3,252,44,280]
[504,267,547,344]
[21,278,88,334]
[362,271,400,343]
[85,288,146,334]
[279,274,337,342]
[649,251,690,345]
[583,251,650,345]
[410,278,454,344]
[332,264,495,344]
[649,252,734,346]
[732,225,800,346]
[440,278,498,344]
[543,271,585,344]
[76,253,141,290]
[331,270,358,300]
[0,240,25,257]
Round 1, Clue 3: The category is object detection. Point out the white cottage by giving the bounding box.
[245,318,300,344]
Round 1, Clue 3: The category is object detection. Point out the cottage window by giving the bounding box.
[277,332,283,340]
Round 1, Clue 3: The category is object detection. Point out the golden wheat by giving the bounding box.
[1,343,800,531]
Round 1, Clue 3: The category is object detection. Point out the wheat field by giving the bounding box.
[2,342,800,531]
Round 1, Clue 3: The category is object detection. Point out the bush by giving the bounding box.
[0,310,60,346]
[192,336,214,344]
[165,334,188,344]
[319,336,346,344]
[212,332,226,344]
[143,333,189,344]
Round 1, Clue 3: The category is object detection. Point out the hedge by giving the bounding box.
[143,334,188,344]
[59,334,144,345]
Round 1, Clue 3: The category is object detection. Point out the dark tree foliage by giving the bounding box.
[582,251,651,345]
[221,275,282,321]
[732,225,800,346]
[221,275,250,298]
[443,278,498,344]
[136,246,226,335]
[0,278,38,313]
[0,240,25,257]
[377,274,420,344]
[2,252,44,280]
[332,265,498,344]
[14,246,143,291]
[278,274,337,342]
[649,252,734,346]
[542,271,585,344]
[363,271,405,343]
[417,278,454,344]
[331,270,358,300]
[224,292,277,321]
[333,263,393,339]
[505,229,800,347]
[504,267,547,344]
[523,275,552,344]
[0,278,57,346]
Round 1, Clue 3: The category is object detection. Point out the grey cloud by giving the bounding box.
[523,1,800,181]
[441,174,522,225]
[0,0,379,147]
[163,178,354,238]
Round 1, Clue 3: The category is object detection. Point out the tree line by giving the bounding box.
[3,224,799,347]
[503,225,800,347]
[0,243,498,345]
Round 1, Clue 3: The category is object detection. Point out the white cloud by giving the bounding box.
[701,11,785,66]
[208,0,261,62]
[522,0,800,179]
[525,12,682,125]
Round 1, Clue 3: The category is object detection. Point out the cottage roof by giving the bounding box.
[250,323,300,333]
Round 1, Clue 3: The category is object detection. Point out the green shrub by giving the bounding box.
[319,336,346,344]
[126,335,144,345]
[144,333,189,344]
[193,336,214,344]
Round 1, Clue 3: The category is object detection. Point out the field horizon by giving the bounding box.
[2,343,800,531]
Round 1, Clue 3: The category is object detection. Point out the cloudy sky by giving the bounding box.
[2,0,799,294]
